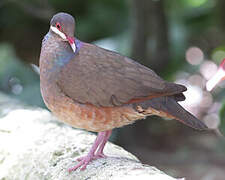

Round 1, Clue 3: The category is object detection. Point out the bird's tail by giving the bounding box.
[134,96,208,130]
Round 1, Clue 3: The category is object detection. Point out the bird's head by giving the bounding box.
[50,12,76,53]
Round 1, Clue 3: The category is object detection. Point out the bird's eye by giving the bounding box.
[56,22,61,31]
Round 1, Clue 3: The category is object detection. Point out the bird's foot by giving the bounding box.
[68,153,106,172]
[94,152,107,159]
[68,130,112,172]
[77,153,106,161]
[68,154,92,172]
[77,153,106,162]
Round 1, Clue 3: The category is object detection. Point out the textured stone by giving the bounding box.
[0,94,177,180]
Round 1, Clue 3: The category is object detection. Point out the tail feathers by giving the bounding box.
[135,96,208,130]
[173,93,186,102]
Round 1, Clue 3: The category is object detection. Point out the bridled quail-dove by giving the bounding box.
[39,12,208,172]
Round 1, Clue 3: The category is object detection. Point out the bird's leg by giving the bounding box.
[68,130,111,172]
[94,130,112,158]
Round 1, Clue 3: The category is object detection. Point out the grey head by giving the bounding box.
[49,12,76,52]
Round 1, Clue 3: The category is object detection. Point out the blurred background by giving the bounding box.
[0,0,225,179]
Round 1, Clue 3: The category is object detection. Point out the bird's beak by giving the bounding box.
[66,36,76,53]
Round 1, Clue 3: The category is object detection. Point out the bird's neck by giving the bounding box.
[40,32,80,100]
[41,33,73,68]
[40,32,82,78]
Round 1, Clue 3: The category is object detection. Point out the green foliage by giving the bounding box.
[0,43,45,107]
[212,46,225,64]
[184,0,209,7]
[219,100,225,134]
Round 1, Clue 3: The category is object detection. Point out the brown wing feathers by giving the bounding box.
[58,43,187,107]
[57,42,207,130]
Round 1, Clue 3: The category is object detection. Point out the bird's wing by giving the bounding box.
[57,42,186,107]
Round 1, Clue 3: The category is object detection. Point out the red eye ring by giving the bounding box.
[56,22,61,31]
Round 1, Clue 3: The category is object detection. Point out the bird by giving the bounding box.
[39,12,208,172]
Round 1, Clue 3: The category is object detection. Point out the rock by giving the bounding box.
[0,94,178,180]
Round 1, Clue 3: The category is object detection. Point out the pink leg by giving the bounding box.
[68,130,111,172]
[95,130,112,158]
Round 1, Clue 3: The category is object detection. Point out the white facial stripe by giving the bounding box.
[70,42,76,53]
[50,25,76,53]
[50,26,66,40]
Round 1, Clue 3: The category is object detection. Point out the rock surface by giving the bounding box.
[0,93,178,180]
